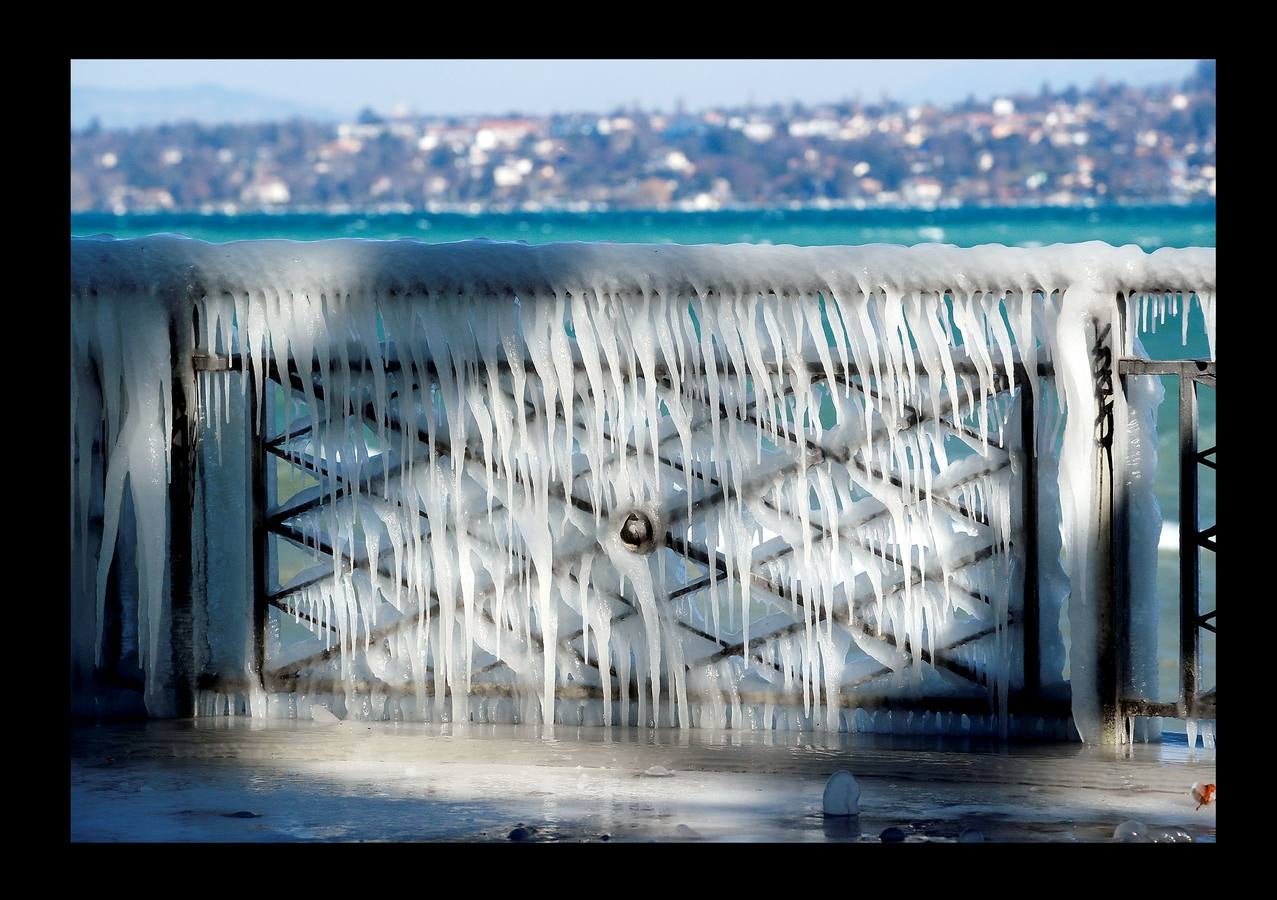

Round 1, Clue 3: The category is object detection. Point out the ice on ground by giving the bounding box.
[1113,819,1148,842]
[70,720,1217,843]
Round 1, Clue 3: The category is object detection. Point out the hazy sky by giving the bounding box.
[71,59,1199,118]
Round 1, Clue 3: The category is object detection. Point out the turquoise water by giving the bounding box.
[71,206,1215,250]
[71,205,1216,720]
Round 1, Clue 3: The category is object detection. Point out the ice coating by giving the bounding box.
[822,770,861,816]
[70,236,1215,738]
[1120,332,1164,743]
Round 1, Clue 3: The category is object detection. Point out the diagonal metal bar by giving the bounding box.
[266,521,556,679]
[679,370,1002,533]
[836,367,1019,449]
[756,494,998,608]
[662,457,1011,610]
[694,541,1004,667]
[267,417,316,448]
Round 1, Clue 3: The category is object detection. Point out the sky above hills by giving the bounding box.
[72,59,1199,129]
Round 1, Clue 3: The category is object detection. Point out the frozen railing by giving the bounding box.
[70,236,1216,743]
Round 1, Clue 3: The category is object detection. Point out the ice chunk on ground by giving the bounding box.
[822,770,860,816]
[311,706,340,724]
[1112,820,1148,842]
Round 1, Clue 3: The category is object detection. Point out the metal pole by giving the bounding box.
[250,382,270,689]
[1092,313,1121,745]
[168,316,197,717]
[1179,371,1199,715]
[1020,366,1040,703]
[1110,297,1132,743]
[1111,385,1132,743]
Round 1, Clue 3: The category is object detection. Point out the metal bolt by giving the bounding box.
[619,511,655,553]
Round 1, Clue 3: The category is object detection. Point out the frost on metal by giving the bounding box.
[70,236,1216,740]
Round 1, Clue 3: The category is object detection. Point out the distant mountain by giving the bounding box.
[71,85,341,130]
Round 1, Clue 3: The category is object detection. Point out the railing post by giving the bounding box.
[1111,356,1214,731]
[1112,390,1133,746]
[1019,364,1040,704]
[167,315,198,717]
[1091,311,1122,745]
[250,382,270,690]
[1179,368,1199,717]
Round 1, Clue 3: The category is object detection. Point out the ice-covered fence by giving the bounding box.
[69,236,1215,743]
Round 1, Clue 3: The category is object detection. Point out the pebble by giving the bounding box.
[958,828,984,843]
[224,811,262,819]
[508,824,538,841]
[642,765,674,777]
[880,826,906,843]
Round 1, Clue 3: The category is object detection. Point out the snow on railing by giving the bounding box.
[70,236,1215,741]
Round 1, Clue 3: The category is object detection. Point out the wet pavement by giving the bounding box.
[70,719,1217,842]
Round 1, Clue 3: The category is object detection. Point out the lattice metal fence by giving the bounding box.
[207,338,1069,736]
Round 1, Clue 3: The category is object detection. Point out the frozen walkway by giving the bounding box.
[70,720,1216,842]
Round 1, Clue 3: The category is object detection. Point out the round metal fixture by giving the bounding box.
[619,511,656,554]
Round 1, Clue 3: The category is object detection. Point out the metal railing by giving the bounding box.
[72,239,1216,741]
[1117,358,1216,726]
[192,347,1070,731]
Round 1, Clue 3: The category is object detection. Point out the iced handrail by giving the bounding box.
[72,235,1215,303]
[70,236,1215,740]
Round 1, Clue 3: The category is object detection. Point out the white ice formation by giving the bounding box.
[70,236,1215,740]
[822,770,860,816]
[1112,819,1149,842]
[1186,719,1216,752]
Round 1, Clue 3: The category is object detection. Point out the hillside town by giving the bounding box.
[70,61,1215,214]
